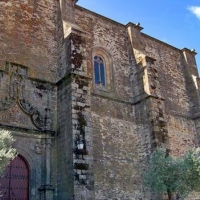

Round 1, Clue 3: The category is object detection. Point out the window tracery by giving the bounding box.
[94,55,106,86]
[92,47,113,91]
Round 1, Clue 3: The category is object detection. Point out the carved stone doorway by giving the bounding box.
[0,155,29,200]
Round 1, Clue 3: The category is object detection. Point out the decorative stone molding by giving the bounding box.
[30,140,45,154]
[0,62,52,131]
[19,99,45,129]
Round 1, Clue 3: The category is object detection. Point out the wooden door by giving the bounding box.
[0,155,29,200]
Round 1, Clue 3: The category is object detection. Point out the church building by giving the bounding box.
[0,0,199,199]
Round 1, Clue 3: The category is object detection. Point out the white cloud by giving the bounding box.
[188,6,200,20]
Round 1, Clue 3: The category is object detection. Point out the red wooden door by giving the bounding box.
[0,155,29,200]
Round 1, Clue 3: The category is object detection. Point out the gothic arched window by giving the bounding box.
[94,56,106,86]
[92,47,113,92]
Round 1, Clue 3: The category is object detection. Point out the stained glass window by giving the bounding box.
[94,56,105,86]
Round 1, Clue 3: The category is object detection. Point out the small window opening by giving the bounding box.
[94,56,105,86]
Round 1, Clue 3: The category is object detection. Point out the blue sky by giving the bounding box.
[77,0,200,73]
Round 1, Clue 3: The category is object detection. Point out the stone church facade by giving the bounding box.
[0,0,199,199]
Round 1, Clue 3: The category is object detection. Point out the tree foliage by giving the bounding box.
[143,147,200,199]
[0,130,17,176]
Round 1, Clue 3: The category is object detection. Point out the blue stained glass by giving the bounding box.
[94,61,100,84]
[100,62,105,86]
[94,56,106,86]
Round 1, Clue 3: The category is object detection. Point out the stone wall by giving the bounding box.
[75,6,133,101]
[74,7,153,199]
[91,99,151,199]
[56,77,74,199]
[56,20,94,198]
[141,35,194,116]
[74,4,200,199]
[0,59,56,199]
[0,0,199,199]
[0,0,59,82]
[139,34,200,155]
[167,115,197,156]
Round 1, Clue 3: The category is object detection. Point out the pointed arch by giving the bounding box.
[92,47,114,91]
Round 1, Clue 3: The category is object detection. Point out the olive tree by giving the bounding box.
[143,147,200,200]
[0,130,17,176]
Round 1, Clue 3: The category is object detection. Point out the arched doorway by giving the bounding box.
[0,155,29,200]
